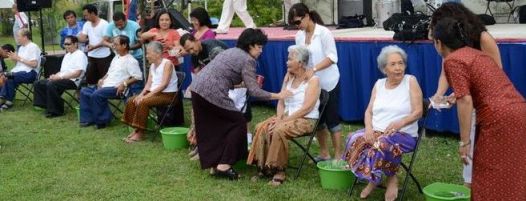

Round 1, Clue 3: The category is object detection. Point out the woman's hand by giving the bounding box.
[459,144,471,165]
[134,94,146,105]
[278,89,293,100]
[385,120,404,135]
[364,129,375,144]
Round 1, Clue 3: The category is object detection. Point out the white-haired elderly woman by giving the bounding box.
[122,41,178,143]
[247,45,321,186]
[343,45,423,201]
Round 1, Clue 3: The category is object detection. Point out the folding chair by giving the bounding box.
[17,55,45,106]
[485,0,517,23]
[149,71,186,140]
[288,89,330,179]
[348,99,431,201]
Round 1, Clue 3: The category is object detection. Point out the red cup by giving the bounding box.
[256,75,264,88]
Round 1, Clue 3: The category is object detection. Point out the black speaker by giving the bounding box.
[168,9,192,31]
[17,0,52,12]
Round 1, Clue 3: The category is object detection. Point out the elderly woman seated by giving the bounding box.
[344,45,422,201]
[122,41,178,143]
[247,45,320,186]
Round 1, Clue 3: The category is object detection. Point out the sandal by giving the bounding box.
[124,137,143,144]
[212,167,240,180]
[268,177,285,186]
[313,155,332,163]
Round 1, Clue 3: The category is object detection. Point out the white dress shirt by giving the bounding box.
[58,49,88,86]
[102,54,143,88]
[295,24,340,91]
[11,42,41,73]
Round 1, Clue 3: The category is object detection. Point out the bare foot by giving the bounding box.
[360,182,376,199]
[385,176,398,201]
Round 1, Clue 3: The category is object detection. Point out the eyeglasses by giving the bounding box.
[292,16,305,26]
[64,43,72,46]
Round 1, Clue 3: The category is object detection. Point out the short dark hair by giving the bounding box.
[113,12,126,22]
[153,9,178,29]
[236,28,268,53]
[190,7,212,28]
[63,10,77,20]
[115,35,130,50]
[180,33,196,46]
[64,35,79,44]
[1,44,15,53]
[82,4,98,15]
[432,17,468,51]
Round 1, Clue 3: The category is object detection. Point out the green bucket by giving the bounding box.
[317,160,355,190]
[160,127,189,150]
[423,182,471,201]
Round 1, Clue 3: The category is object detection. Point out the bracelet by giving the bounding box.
[459,139,471,147]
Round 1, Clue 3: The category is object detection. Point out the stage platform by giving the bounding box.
[184,24,526,134]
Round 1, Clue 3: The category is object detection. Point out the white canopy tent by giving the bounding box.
[0,0,14,9]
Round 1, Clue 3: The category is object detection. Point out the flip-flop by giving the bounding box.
[268,177,285,186]
[313,156,332,163]
[124,137,143,144]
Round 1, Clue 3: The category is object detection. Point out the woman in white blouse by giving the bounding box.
[247,45,320,186]
[288,3,342,161]
[122,41,178,143]
[344,45,422,201]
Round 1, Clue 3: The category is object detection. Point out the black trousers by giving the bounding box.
[33,79,77,115]
[86,54,114,85]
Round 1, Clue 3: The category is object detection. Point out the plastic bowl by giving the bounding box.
[160,127,189,150]
[317,160,355,190]
[423,182,471,201]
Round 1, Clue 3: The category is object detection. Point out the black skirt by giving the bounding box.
[191,92,247,169]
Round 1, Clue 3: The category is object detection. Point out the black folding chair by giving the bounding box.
[17,55,45,106]
[288,89,330,179]
[348,100,430,201]
[148,71,186,140]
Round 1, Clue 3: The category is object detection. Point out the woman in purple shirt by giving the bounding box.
[190,7,215,41]
[190,28,291,180]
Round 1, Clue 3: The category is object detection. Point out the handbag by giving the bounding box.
[383,12,431,42]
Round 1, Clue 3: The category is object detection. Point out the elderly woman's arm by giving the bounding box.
[276,74,290,119]
[363,85,376,144]
[282,77,321,122]
[385,76,423,135]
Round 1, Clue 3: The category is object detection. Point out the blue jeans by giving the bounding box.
[79,87,120,125]
[0,71,37,101]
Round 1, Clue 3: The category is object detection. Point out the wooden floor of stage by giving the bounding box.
[215,24,526,42]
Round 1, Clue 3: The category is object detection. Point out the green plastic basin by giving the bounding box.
[423,182,471,201]
[317,160,355,190]
[160,127,189,150]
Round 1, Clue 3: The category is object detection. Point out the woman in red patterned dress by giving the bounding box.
[432,17,526,200]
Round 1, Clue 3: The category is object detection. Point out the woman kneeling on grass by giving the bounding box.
[344,45,422,201]
[122,41,178,143]
[247,45,320,186]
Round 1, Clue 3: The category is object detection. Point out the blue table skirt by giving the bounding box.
[181,40,526,134]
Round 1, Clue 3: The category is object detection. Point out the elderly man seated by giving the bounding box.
[343,45,423,201]
[0,28,41,111]
[33,36,87,118]
[79,35,142,129]
[247,45,321,186]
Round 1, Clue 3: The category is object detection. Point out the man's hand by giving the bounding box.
[116,84,125,96]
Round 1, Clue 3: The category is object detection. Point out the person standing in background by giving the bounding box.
[215,0,256,34]
[59,10,86,51]
[12,3,28,48]
[78,4,113,86]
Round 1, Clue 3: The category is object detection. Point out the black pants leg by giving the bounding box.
[33,79,48,108]
[45,79,77,115]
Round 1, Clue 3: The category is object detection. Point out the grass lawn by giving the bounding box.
[0,97,464,200]
[0,34,464,201]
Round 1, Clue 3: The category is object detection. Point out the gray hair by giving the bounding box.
[287,45,310,67]
[146,41,163,54]
[377,45,407,74]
